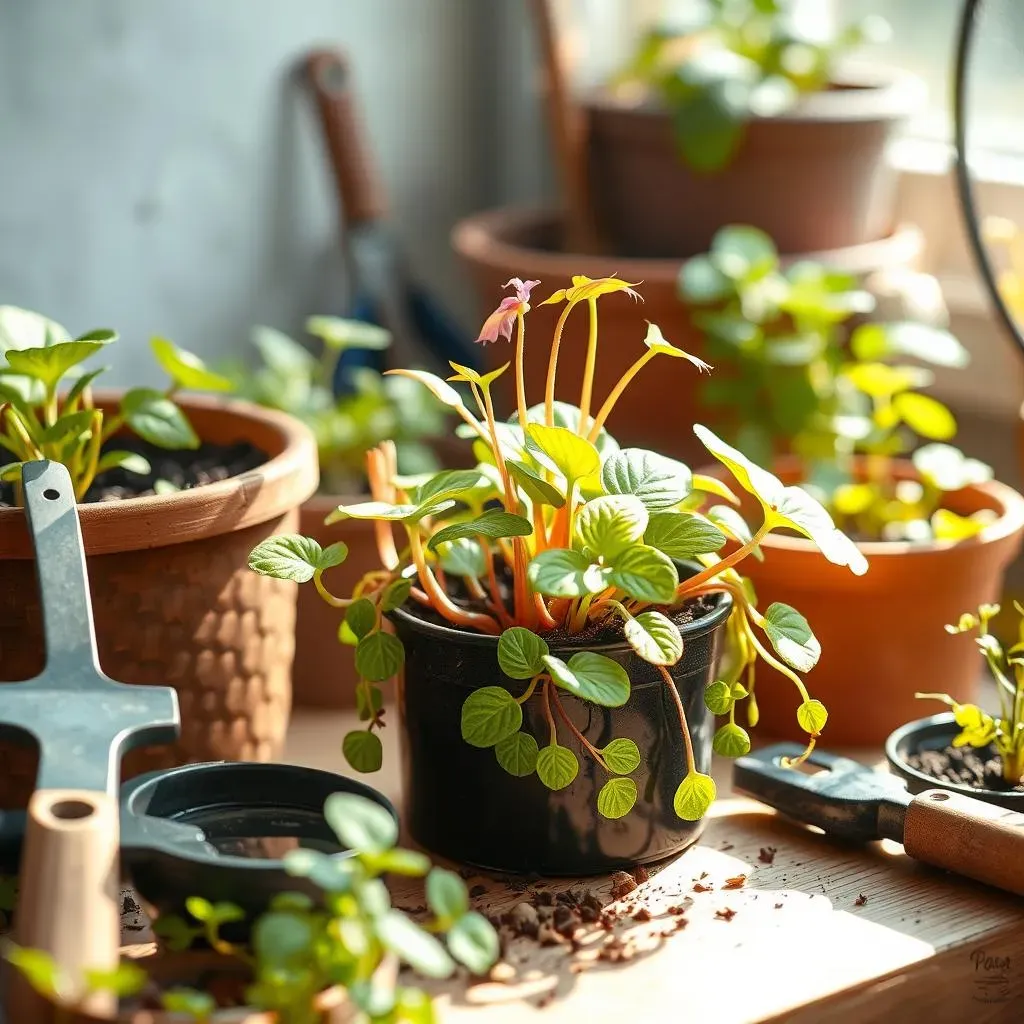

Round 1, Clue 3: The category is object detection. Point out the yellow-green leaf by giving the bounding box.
[893,392,957,441]
[526,423,600,482]
[673,771,716,821]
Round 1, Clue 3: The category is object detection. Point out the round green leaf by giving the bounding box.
[355,631,404,682]
[525,423,600,481]
[415,469,495,507]
[704,680,734,716]
[893,392,957,441]
[644,511,726,559]
[318,542,349,570]
[248,534,324,583]
[597,777,638,819]
[536,745,579,791]
[495,732,539,776]
[712,723,751,758]
[497,626,549,679]
[428,509,533,551]
[912,443,992,492]
[624,610,683,666]
[95,450,151,477]
[762,602,821,674]
[342,730,383,773]
[607,545,679,603]
[150,336,233,392]
[377,911,455,979]
[121,388,199,449]
[575,494,648,558]
[461,687,523,748]
[251,911,314,967]
[678,254,733,304]
[673,771,717,821]
[797,699,828,735]
[381,577,412,612]
[438,537,487,579]
[162,990,216,1018]
[543,652,631,707]
[447,912,500,975]
[602,737,641,775]
[711,224,778,280]
[601,448,693,510]
[426,868,469,921]
[324,791,398,854]
[528,548,606,598]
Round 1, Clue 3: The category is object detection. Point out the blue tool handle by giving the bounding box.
[22,461,102,678]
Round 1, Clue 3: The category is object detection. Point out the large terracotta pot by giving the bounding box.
[713,457,1024,748]
[453,207,924,466]
[0,395,319,806]
[585,67,924,259]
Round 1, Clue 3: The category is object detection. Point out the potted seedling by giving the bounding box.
[887,603,1024,811]
[248,275,866,875]
[4,792,499,1023]
[222,317,452,708]
[681,225,1024,744]
[0,306,319,807]
[586,0,920,258]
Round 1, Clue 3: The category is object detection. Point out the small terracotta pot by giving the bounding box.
[584,67,924,258]
[453,207,923,466]
[708,457,1024,747]
[19,950,351,1023]
[0,395,319,807]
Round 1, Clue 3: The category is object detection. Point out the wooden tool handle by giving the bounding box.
[7,790,120,1021]
[305,47,387,226]
[903,788,1024,896]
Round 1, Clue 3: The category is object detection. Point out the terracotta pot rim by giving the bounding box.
[0,392,319,558]
[584,63,925,125]
[451,205,925,282]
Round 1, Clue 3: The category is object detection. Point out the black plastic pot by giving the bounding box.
[886,713,1024,812]
[390,575,733,875]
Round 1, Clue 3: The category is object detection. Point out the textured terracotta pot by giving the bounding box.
[708,457,1024,748]
[0,395,319,807]
[585,67,924,258]
[453,206,924,466]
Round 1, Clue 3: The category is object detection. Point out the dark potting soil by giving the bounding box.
[0,435,267,507]
[906,744,1024,794]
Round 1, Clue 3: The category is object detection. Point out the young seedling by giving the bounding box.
[0,305,233,502]
[917,603,1024,787]
[681,225,994,543]
[250,274,866,823]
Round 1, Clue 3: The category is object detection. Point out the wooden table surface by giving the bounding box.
[273,707,1024,1024]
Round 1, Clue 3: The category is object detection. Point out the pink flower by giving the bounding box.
[475,278,541,344]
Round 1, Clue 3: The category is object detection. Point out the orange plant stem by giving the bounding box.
[408,530,500,635]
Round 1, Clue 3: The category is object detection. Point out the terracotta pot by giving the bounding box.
[16,950,351,1023]
[584,67,924,259]
[707,457,1024,747]
[0,395,319,807]
[453,206,924,466]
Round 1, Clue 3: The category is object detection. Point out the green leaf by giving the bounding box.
[150,336,233,392]
[624,610,683,666]
[673,771,716,821]
[0,305,70,353]
[251,910,315,966]
[497,626,549,679]
[843,362,931,398]
[426,867,469,921]
[597,777,638,819]
[325,497,455,526]
[161,989,216,1018]
[381,577,412,612]
[5,946,64,999]
[250,324,317,374]
[495,731,540,776]
[762,603,821,673]
[679,254,733,304]
[344,599,377,641]
[342,730,383,773]
[607,545,679,603]
[318,541,348,569]
[850,322,969,368]
[461,687,523,748]
[5,341,108,388]
[355,631,405,682]
[377,911,456,979]
[95,450,151,477]
[447,912,500,975]
[893,392,957,441]
[283,847,355,890]
[602,737,641,774]
[601,447,693,511]
[437,537,486,579]
[528,548,607,598]
[704,680,733,716]
[307,315,392,351]
[38,408,96,446]
[542,651,630,707]
[711,225,778,280]
[522,400,620,459]
[507,459,566,508]
[85,962,149,998]
[707,504,756,546]
[796,699,828,735]
[415,469,495,507]
[121,388,199,449]
[645,511,727,559]
[912,443,992,492]
[536,745,579,790]
[428,509,533,550]
[575,494,648,558]
[356,683,383,721]
[712,723,751,758]
[385,368,470,416]
[248,534,330,583]
[324,791,398,854]
[525,423,600,481]
[673,86,747,173]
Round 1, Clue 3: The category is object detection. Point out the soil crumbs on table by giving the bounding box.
[907,744,1024,794]
[0,437,266,507]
